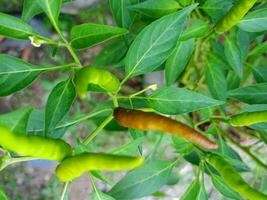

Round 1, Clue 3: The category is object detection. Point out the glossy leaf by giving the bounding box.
[210,172,243,200]
[0,12,36,39]
[172,136,194,154]
[228,83,267,104]
[253,66,267,83]
[109,0,137,29]
[22,0,71,22]
[0,188,9,200]
[108,160,175,200]
[238,5,267,32]
[224,36,243,78]
[249,41,267,57]
[148,86,224,115]
[125,4,197,78]
[27,109,68,138]
[44,79,76,135]
[37,0,62,27]
[205,54,227,100]
[93,39,128,67]
[202,0,232,22]
[130,0,181,18]
[180,179,200,200]
[0,107,32,134]
[179,19,209,41]
[70,23,128,50]
[0,54,42,97]
[165,39,195,85]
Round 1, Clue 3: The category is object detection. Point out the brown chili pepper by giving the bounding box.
[114,108,218,149]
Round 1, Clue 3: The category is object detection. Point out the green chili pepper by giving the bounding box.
[215,0,258,33]
[74,67,120,99]
[230,110,267,127]
[0,125,72,161]
[208,154,267,200]
[55,153,144,182]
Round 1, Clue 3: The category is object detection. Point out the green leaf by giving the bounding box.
[228,83,267,104]
[111,137,144,156]
[109,0,137,29]
[27,109,68,138]
[227,71,240,90]
[180,179,200,200]
[148,86,224,115]
[22,0,43,22]
[22,0,71,22]
[91,170,113,185]
[172,136,194,154]
[196,183,208,200]
[92,188,115,200]
[70,23,128,50]
[210,173,243,200]
[0,188,9,200]
[201,0,232,22]
[37,0,62,27]
[179,19,209,41]
[44,79,76,135]
[249,41,267,57]
[129,129,144,155]
[0,107,32,134]
[92,39,128,67]
[253,66,267,83]
[165,39,195,86]
[130,0,181,18]
[205,55,227,100]
[224,36,243,78]
[0,12,36,39]
[0,54,42,96]
[108,160,176,200]
[238,5,267,32]
[125,4,197,78]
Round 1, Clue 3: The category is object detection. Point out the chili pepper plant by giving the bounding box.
[0,0,267,199]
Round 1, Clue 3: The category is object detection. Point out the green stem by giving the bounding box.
[0,157,37,171]
[83,114,114,145]
[129,84,157,98]
[60,182,69,200]
[224,131,267,170]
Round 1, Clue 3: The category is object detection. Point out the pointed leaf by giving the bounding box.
[228,83,267,104]
[148,86,224,115]
[125,4,197,78]
[109,0,137,29]
[165,39,195,85]
[179,19,209,41]
[130,0,181,18]
[238,5,267,32]
[45,79,76,135]
[0,12,36,39]
[70,23,128,50]
[108,160,176,200]
[205,55,227,100]
[0,54,42,96]
[0,107,32,134]
[211,173,243,200]
[37,0,62,27]
[253,66,267,83]
[180,179,200,200]
[224,36,243,78]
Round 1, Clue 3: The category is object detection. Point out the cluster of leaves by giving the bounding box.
[0,0,267,199]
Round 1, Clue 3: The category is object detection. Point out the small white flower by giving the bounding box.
[29,36,45,47]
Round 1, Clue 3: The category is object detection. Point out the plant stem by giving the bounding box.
[60,182,69,200]
[224,132,267,170]
[0,157,37,171]
[83,114,114,145]
[129,84,157,97]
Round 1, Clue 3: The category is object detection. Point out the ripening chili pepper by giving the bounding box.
[55,153,144,182]
[215,0,258,33]
[230,110,267,127]
[208,153,267,200]
[113,108,218,149]
[0,125,72,161]
[74,67,120,99]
